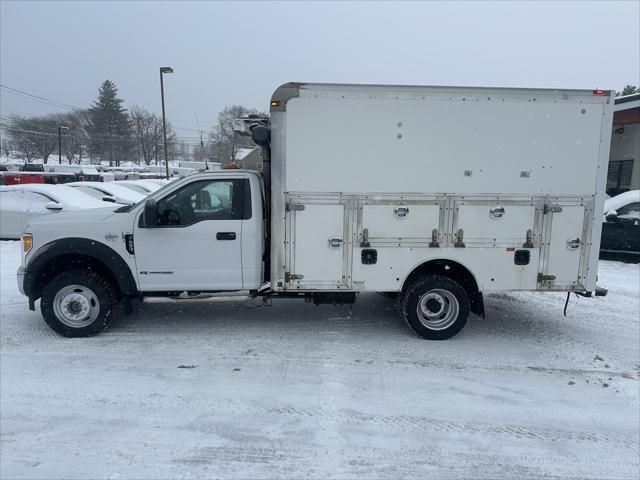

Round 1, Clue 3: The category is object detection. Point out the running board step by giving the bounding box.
[143,291,255,304]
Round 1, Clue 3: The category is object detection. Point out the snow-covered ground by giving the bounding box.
[1,240,638,479]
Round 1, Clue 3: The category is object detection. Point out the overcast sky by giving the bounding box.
[1,0,638,143]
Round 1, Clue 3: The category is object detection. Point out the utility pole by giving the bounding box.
[159,66,174,179]
[58,125,69,164]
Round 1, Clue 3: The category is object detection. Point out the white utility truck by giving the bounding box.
[17,83,613,339]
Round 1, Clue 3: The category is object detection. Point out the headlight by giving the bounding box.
[22,234,33,253]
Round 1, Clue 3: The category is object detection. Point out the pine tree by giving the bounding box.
[88,80,132,166]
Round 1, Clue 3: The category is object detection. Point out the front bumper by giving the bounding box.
[16,266,25,296]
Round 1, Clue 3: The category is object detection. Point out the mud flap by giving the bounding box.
[471,292,485,318]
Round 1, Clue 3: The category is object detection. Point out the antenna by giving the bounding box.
[195,112,207,170]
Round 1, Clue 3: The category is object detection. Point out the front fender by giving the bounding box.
[23,237,138,300]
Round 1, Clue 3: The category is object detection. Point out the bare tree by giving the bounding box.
[33,115,61,164]
[5,115,53,162]
[58,110,90,164]
[1,138,12,160]
[209,105,265,163]
[129,105,176,165]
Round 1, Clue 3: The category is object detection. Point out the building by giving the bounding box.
[608,93,640,196]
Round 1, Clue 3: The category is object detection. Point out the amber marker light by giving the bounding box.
[22,234,33,253]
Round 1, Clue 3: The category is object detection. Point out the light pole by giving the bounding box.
[159,66,173,179]
[155,143,161,166]
[58,125,69,164]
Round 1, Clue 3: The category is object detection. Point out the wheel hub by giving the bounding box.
[53,285,100,328]
[417,289,460,330]
[424,295,445,317]
[62,294,90,318]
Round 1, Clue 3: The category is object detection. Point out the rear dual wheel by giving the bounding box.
[400,275,470,340]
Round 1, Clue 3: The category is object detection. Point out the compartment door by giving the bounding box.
[454,199,540,247]
[542,205,587,287]
[362,203,441,243]
[287,199,349,289]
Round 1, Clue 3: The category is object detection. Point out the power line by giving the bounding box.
[0,84,82,111]
[0,84,222,134]
[0,84,223,144]
[0,125,210,147]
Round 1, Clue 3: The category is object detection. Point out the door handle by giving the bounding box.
[216,232,236,240]
[566,237,581,250]
[328,237,343,248]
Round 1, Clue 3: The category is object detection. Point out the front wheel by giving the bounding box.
[40,270,118,337]
[400,275,470,340]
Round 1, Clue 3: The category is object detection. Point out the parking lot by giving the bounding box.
[1,240,638,479]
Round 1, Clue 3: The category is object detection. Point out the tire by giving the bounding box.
[40,270,118,337]
[400,275,470,340]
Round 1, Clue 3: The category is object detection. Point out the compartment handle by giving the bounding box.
[394,206,409,218]
[489,206,505,219]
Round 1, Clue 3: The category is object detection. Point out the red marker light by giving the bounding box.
[593,89,605,95]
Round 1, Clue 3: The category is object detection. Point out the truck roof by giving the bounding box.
[270,82,614,110]
[183,169,262,177]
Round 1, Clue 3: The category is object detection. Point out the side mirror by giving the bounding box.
[45,202,63,211]
[142,199,159,227]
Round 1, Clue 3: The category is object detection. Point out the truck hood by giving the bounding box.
[26,206,119,227]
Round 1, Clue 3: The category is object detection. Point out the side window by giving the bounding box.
[23,192,53,212]
[73,186,103,200]
[606,160,634,196]
[23,192,53,203]
[156,178,251,226]
[616,202,640,217]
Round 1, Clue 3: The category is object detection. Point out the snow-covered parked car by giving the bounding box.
[601,190,640,258]
[0,184,116,239]
[66,181,146,205]
[43,164,101,182]
[113,180,163,195]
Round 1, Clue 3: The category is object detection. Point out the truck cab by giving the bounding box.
[132,171,263,292]
[19,170,265,337]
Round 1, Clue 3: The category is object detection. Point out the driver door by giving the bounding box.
[133,177,249,291]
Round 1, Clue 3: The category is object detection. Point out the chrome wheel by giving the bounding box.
[416,289,460,330]
[53,285,100,328]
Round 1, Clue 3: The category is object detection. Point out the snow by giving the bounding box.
[0,240,638,479]
[604,190,640,215]
[2,184,115,209]
[235,147,257,162]
[619,211,640,220]
[66,181,147,203]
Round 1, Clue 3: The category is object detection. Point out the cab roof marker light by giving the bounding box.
[593,89,605,95]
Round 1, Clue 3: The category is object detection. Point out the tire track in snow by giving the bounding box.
[268,405,638,450]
